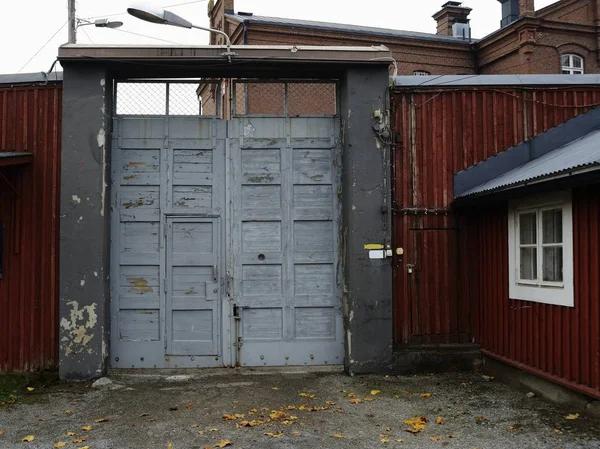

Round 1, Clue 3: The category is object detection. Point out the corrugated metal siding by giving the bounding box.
[392,86,600,347]
[467,186,600,396]
[0,83,62,372]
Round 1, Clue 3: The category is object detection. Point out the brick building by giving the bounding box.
[200,0,600,117]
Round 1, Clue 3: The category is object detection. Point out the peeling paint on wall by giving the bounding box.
[60,301,98,356]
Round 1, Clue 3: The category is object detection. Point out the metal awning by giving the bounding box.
[0,152,33,167]
[458,130,600,198]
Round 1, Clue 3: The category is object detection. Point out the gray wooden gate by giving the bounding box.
[110,105,342,369]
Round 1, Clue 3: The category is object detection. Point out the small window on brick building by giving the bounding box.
[413,71,431,76]
[561,54,584,75]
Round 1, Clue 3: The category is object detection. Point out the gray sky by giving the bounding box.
[1,0,557,75]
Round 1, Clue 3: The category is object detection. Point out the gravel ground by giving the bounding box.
[1,368,599,449]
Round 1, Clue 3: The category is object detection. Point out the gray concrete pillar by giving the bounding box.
[59,64,111,380]
[340,67,393,374]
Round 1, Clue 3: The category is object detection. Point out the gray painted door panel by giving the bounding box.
[111,116,342,369]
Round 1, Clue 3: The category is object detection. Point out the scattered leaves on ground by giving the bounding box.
[94,417,108,423]
[363,397,375,402]
[421,393,432,398]
[404,416,427,433]
[237,420,264,428]
[272,386,279,391]
[299,393,315,399]
[54,443,67,449]
[565,413,580,420]
[380,436,390,444]
[430,436,442,441]
[222,414,245,421]
[81,425,92,431]
[26,387,34,392]
[332,433,345,439]
[66,432,76,437]
[370,390,381,396]
[349,398,362,404]
[21,435,35,442]
[72,436,88,444]
[264,431,284,438]
[347,393,358,398]
[325,401,336,406]
[436,416,445,425]
[216,439,232,448]
[65,409,73,414]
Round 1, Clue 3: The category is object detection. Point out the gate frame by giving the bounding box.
[58,44,393,379]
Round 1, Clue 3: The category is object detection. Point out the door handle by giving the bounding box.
[212,264,218,283]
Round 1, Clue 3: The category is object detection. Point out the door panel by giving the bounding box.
[166,217,220,356]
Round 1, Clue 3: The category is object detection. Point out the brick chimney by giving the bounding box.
[208,0,234,45]
[433,1,472,37]
[498,0,535,28]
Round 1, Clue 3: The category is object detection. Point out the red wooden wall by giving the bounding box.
[0,82,62,372]
[392,85,600,396]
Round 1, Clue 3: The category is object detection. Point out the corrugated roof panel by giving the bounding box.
[226,13,475,44]
[394,74,600,87]
[459,129,600,197]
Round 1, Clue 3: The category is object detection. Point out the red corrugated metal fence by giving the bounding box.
[392,86,600,395]
[0,82,62,372]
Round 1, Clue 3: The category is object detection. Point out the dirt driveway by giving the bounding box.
[1,368,599,449]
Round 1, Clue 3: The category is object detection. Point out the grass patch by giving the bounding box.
[0,375,29,404]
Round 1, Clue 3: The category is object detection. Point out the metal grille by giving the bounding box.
[233,81,337,116]
[116,81,206,116]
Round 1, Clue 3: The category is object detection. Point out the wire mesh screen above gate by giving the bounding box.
[233,81,337,116]
[115,81,220,116]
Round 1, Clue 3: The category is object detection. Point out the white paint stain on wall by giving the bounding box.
[72,195,81,204]
[60,301,98,356]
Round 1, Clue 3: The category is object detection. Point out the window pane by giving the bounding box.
[561,55,569,67]
[543,209,562,243]
[573,56,582,68]
[519,212,537,244]
[543,247,563,282]
[520,247,537,280]
[562,70,571,75]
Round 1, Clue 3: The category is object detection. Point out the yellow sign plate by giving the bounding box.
[364,244,384,250]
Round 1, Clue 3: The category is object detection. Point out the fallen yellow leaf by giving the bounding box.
[325,401,336,406]
[380,437,390,444]
[272,386,279,390]
[347,393,358,398]
[565,413,580,420]
[26,387,35,392]
[264,431,284,438]
[78,446,89,449]
[431,435,442,441]
[404,416,427,433]
[370,390,381,396]
[507,425,517,431]
[198,430,205,435]
[209,428,219,432]
[436,417,445,425]
[204,446,213,449]
[168,444,173,449]
[395,439,404,443]
[216,439,232,448]
[349,398,362,404]
[332,433,345,439]
[191,424,199,428]
[553,428,562,434]
[66,432,76,436]
[222,414,245,421]
[186,403,193,409]
[0,430,4,435]
[299,392,315,399]
[421,393,432,398]
[363,397,375,402]
[81,425,92,431]
[94,418,108,423]
[54,442,67,448]
[65,410,73,414]
[22,435,35,442]
[292,431,301,436]
[140,413,150,417]
[72,436,88,444]
[237,420,264,428]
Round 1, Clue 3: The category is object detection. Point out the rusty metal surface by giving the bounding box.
[392,86,600,352]
[0,82,62,372]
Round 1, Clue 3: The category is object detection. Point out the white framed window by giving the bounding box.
[508,191,574,307]
[561,54,584,74]
[413,71,431,76]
